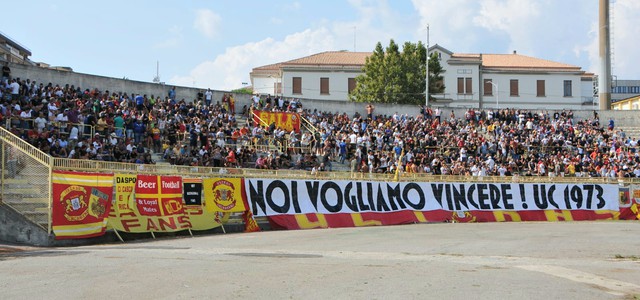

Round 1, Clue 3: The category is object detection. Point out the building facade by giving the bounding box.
[612,95,640,110]
[250,46,596,110]
[611,80,640,102]
[0,32,32,64]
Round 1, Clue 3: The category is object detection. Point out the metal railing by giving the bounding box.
[51,157,640,184]
[4,117,95,139]
[0,125,53,232]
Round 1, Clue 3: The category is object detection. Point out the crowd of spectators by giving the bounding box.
[0,75,251,167]
[297,106,640,179]
[1,72,639,179]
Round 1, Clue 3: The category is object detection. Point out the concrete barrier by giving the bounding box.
[9,63,252,106]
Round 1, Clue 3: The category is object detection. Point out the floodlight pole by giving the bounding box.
[425,24,430,108]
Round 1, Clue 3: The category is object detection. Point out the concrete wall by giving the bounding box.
[293,97,640,127]
[0,204,51,246]
[8,62,252,104]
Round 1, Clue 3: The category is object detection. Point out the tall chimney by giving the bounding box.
[599,0,611,110]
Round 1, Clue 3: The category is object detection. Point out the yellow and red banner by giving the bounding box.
[253,110,300,133]
[52,171,114,239]
[135,175,184,217]
[108,174,226,233]
[267,209,636,230]
[203,178,247,213]
[183,178,229,231]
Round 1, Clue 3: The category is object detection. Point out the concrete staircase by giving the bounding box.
[2,164,51,230]
[617,126,640,140]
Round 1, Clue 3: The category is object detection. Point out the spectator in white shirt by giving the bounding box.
[34,112,48,133]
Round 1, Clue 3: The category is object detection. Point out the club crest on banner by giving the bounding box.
[60,185,89,221]
[212,179,237,211]
[452,211,476,223]
[88,188,110,218]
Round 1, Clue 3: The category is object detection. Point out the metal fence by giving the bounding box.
[0,126,52,232]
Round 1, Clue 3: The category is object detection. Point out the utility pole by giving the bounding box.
[599,0,611,110]
[425,24,430,108]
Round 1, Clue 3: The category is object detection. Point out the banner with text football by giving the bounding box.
[52,171,114,239]
[246,179,620,216]
[135,175,184,217]
[203,178,247,213]
[253,110,300,133]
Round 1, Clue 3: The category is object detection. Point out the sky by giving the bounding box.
[2,0,639,91]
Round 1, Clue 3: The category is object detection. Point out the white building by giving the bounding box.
[611,80,640,102]
[250,51,369,101]
[250,46,595,110]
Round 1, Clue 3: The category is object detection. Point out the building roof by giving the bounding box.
[481,53,581,71]
[250,62,283,78]
[252,48,583,74]
[281,51,372,67]
[252,62,282,71]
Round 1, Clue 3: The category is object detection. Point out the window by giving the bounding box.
[320,77,329,95]
[292,77,302,94]
[510,79,519,96]
[536,80,545,97]
[348,78,356,94]
[563,80,572,97]
[483,79,493,96]
[273,82,282,95]
[457,77,472,95]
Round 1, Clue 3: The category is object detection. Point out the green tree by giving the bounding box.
[350,40,445,105]
[350,42,386,103]
[427,51,445,102]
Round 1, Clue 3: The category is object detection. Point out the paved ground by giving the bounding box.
[1,221,639,299]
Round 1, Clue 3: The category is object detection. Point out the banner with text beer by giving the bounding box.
[52,171,114,239]
[245,178,637,229]
[135,175,184,217]
[253,110,300,133]
[203,178,247,213]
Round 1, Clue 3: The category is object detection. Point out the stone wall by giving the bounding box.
[9,62,252,104]
[292,98,640,127]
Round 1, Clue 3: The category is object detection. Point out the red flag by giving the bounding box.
[242,210,261,232]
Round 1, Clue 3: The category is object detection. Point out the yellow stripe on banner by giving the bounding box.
[52,221,106,236]
[135,193,183,199]
[414,211,428,223]
[52,175,114,187]
[52,175,114,182]
[52,173,113,181]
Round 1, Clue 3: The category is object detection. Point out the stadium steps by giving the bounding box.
[617,126,640,140]
[2,164,51,229]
